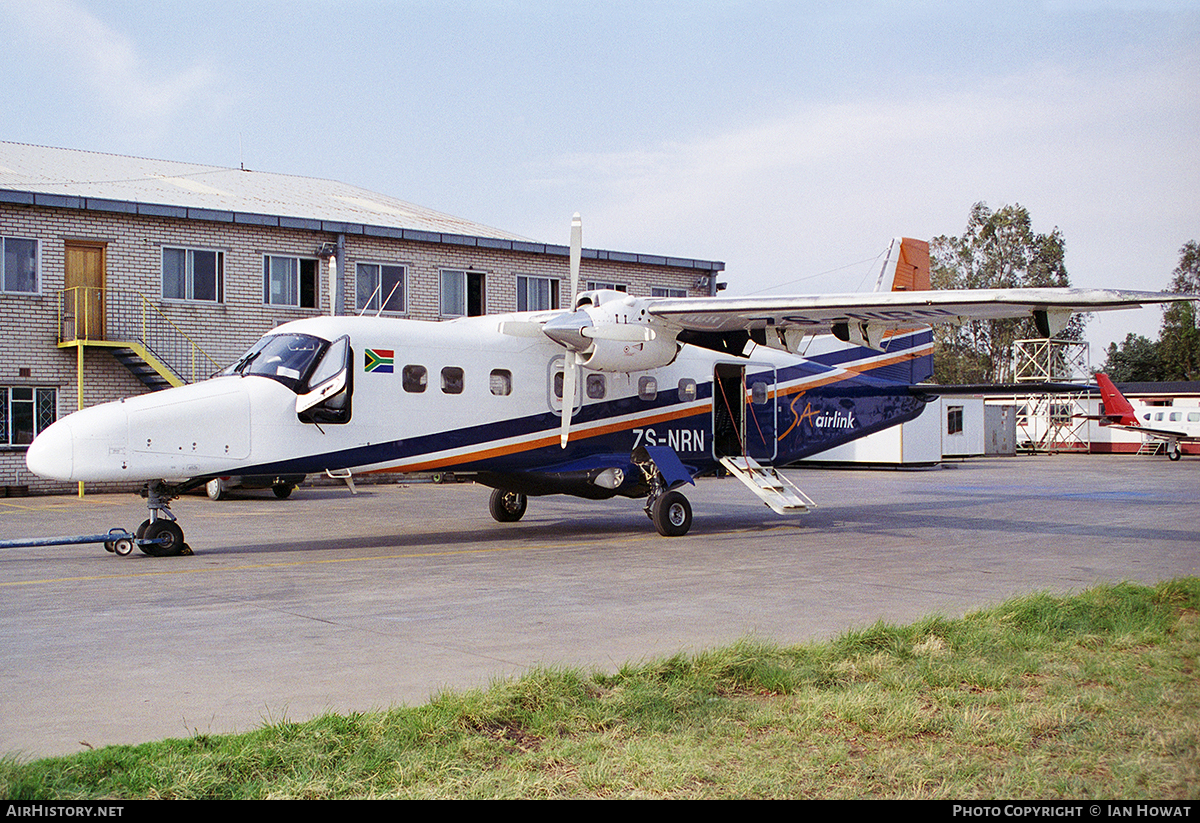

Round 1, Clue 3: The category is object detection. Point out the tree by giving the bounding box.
[1157,240,1200,381]
[1095,240,1199,382]
[930,202,1081,383]
[1100,333,1167,382]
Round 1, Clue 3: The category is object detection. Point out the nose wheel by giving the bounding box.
[134,480,193,556]
[135,519,191,557]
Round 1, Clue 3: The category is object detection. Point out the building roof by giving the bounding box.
[0,142,723,272]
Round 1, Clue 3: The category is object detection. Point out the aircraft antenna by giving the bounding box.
[376,281,402,317]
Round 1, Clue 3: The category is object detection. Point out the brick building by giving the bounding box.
[0,142,724,493]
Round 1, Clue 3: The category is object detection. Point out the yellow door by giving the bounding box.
[64,242,106,340]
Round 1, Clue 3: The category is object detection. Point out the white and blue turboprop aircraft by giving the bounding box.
[25,216,1194,553]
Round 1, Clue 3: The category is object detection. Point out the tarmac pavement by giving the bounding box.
[1,454,1196,758]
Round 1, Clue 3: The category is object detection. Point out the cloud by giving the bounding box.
[1,0,224,136]
[536,53,1197,296]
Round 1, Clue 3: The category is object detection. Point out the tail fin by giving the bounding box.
[1095,373,1140,426]
[874,237,930,293]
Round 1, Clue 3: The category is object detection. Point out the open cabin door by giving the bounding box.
[713,362,776,463]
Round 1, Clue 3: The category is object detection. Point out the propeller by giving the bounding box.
[561,213,582,448]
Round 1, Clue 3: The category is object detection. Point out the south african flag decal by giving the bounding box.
[364,348,394,373]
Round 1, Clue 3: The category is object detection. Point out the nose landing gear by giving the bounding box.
[136,480,193,557]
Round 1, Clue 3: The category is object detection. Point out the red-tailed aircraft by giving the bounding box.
[1094,373,1200,461]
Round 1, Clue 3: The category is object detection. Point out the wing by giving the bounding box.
[647,288,1189,337]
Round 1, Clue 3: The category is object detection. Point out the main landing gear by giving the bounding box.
[488,488,528,522]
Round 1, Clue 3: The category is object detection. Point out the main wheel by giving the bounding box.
[206,478,227,500]
[488,489,527,522]
[272,482,295,499]
[651,490,692,537]
[1169,444,1182,461]
[140,520,186,557]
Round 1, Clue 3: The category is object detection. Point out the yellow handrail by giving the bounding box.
[57,287,222,383]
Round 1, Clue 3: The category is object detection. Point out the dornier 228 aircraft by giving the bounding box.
[25,216,1195,554]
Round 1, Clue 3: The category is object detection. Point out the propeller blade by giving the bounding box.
[497,320,546,338]
[560,354,577,449]
[569,213,581,310]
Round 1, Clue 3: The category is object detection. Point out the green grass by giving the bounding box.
[4,578,1198,799]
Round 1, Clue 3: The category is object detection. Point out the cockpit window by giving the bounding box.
[223,333,328,392]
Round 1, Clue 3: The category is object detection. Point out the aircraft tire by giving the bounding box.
[272,483,295,499]
[489,489,527,522]
[1169,445,1182,461]
[140,520,186,557]
[652,490,692,537]
[206,478,227,500]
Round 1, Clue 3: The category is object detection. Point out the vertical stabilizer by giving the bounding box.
[1095,373,1140,426]
[874,237,931,293]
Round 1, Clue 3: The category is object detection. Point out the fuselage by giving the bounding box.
[27,313,935,495]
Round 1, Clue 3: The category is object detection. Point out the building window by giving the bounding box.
[356,263,406,314]
[264,255,319,308]
[586,281,627,292]
[1,387,56,447]
[441,269,485,317]
[516,275,559,312]
[652,286,687,298]
[947,405,964,436]
[163,247,223,302]
[1,237,38,294]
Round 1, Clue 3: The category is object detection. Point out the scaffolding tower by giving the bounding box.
[1013,338,1092,453]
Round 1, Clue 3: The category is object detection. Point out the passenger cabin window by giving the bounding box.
[750,381,769,405]
[403,365,427,393]
[638,376,657,401]
[586,374,606,399]
[489,369,512,396]
[441,367,464,394]
[678,379,697,402]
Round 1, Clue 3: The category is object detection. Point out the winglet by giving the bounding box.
[1095,373,1140,426]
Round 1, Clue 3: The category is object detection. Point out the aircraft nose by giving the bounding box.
[26,418,75,481]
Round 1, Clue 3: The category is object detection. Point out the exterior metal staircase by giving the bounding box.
[57,287,221,391]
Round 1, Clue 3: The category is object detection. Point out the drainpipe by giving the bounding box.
[324,235,347,316]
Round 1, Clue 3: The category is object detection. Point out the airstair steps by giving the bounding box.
[1136,438,1164,456]
[719,455,816,515]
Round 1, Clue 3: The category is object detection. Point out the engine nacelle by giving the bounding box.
[581,333,679,372]
[580,296,678,372]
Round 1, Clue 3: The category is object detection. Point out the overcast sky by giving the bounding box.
[2,0,1196,358]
